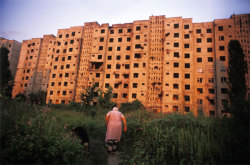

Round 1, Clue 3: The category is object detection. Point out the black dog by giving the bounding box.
[71,127,89,147]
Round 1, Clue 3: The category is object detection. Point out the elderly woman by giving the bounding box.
[105,107,127,144]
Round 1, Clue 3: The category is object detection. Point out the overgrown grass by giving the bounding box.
[0,99,249,164]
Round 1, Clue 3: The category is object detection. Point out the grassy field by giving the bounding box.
[0,100,249,164]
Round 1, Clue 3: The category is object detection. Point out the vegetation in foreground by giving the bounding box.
[0,99,249,164]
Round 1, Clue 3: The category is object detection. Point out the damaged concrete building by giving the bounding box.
[12,14,250,117]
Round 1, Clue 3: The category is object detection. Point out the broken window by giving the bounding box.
[218,26,223,31]
[174,52,180,58]
[134,53,141,58]
[174,33,179,38]
[184,24,189,29]
[133,83,138,88]
[133,73,138,78]
[196,38,202,43]
[196,29,201,33]
[173,73,179,78]
[173,62,179,68]
[197,88,203,94]
[208,57,213,62]
[220,56,226,61]
[184,34,189,39]
[101,29,105,33]
[207,28,212,33]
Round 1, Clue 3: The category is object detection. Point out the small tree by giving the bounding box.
[0,47,13,98]
[97,87,116,109]
[227,40,248,117]
[79,83,99,106]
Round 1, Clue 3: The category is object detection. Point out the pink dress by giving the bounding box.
[105,110,124,142]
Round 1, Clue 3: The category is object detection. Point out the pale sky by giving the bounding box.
[0,0,249,42]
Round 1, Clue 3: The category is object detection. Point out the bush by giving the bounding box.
[120,100,144,113]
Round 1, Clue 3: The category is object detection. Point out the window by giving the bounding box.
[106,74,110,78]
[127,29,132,32]
[101,29,105,33]
[99,46,103,50]
[207,28,212,33]
[219,36,224,41]
[105,83,110,88]
[197,78,203,83]
[65,73,69,77]
[51,82,55,86]
[69,48,73,52]
[209,88,215,94]
[174,52,180,58]
[66,34,69,38]
[52,74,56,78]
[110,30,114,34]
[135,53,141,58]
[135,44,141,49]
[174,24,179,28]
[185,74,190,79]
[113,93,118,98]
[173,106,178,112]
[116,55,121,60]
[124,84,128,88]
[50,91,53,95]
[100,38,104,42]
[62,91,67,95]
[116,64,121,69]
[114,83,119,88]
[108,47,112,51]
[220,56,226,61]
[182,43,189,49]
[133,73,138,78]
[196,38,202,43]
[185,63,190,68]
[185,84,190,90]
[185,53,190,58]
[127,37,131,42]
[197,88,203,94]
[133,83,138,88]
[221,88,227,94]
[196,29,201,33]
[173,73,179,78]
[173,84,179,89]
[123,74,129,78]
[72,32,75,36]
[136,26,141,31]
[134,63,139,68]
[123,93,127,98]
[173,95,179,100]
[207,48,213,52]
[64,82,68,86]
[185,106,190,112]
[208,57,213,62]
[118,38,122,42]
[98,55,102,59]
[68,56,72,60]
[184,24,189,29]
[59,34,62,38]
[70,40,74,44]
[109,38,114,42]
[107,56,112,60]
[219,46,225,51]
[173,62,179,68]
[136,35,140,39]
[218,26,223,31]
[184,95,190,101]
[132,93,137,98]
[174,42,179,47]
[96,73,100,77]
[197,57,202,62]
[184,34,189,39]
[126,46,131,50]
[207,38,212,43]
[174,33,179,38]
[221,77,227,83]
[197,48,201,52]
[208,78,214,83]
[118,29,123,33]
[125,55,130,60]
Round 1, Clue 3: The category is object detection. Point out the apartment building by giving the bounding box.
[0,37,21,78]
[12,14,250,117]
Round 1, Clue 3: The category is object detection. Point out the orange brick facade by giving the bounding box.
[12,14,250,117]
